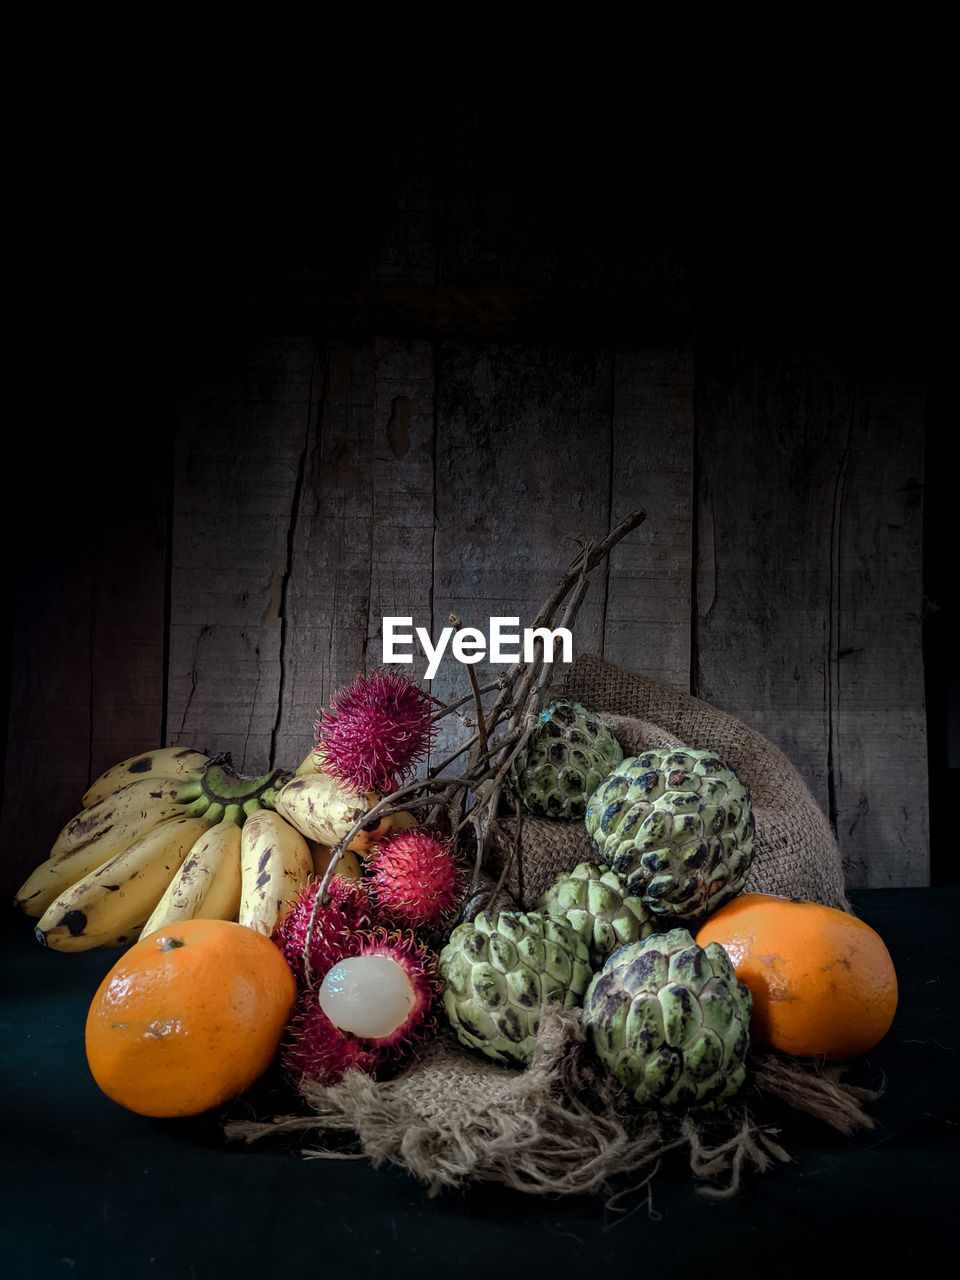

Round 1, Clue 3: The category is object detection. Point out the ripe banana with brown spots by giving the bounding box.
[35,810,222,951]
[238,807,314,936]
[272,770,395,855]
[16,750,300,948]
[310,841,364,882]
[14,776,207,918]
[82,746,210,808]
[141,806,244,935]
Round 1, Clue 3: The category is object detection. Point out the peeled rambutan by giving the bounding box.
[275,874,375,986]
[368,828,464,934]
[282,929,443,1086]
[314,668,436,794]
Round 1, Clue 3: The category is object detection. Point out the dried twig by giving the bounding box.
[450,614,489,763]
[300,508,647,987]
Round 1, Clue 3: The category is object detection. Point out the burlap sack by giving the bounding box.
[486,653,850,914]
[229,654,872,1199]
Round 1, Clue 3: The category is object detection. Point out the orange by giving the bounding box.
[695,893,898,1061]
[85,918,297,1117]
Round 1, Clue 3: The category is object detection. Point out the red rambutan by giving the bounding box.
[282,929,443,1086]
[275,874,374,986]
[314,668,436,794]
[368,828,464,934]
[283,999,383,1085]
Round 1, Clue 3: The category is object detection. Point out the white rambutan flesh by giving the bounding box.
[319,954,419,1040]
[283,931,443,1086]
[320,935,440,1050]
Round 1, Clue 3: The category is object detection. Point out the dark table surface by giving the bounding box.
[2,886,957,1278]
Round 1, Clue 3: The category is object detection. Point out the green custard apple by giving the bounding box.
[585,747,755,923]
[509,700,623,821]
[583,927,753,1111]
[537,860,659,969]
[439,909,593,1067]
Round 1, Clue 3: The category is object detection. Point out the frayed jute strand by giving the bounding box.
[225,1004,877,1204]
[747,1047,880,1136]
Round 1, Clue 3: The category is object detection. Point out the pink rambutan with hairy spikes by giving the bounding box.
[368,828,465,935]
[282,1000,383,1085]
[313,668,436,794]
[282,928,443,1086]
[275,875,375,987]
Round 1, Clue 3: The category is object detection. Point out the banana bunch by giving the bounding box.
[15,746,387,953]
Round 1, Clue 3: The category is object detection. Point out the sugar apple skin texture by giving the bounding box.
[537,860,657,970]
[439,910,593,1067]
[510,700,623,821]
[585,748,755,922]
[583,928,753,1111]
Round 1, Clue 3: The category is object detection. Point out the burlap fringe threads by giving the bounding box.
[225,1004,877,1206]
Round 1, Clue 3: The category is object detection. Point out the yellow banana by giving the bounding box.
[140,806,244,935]
[35,812,221,952]
[272,771,393,854]
[15,778,208,918]
[309,840,364,882]
[82,746,210,808]
[238,808,313,936]
[388,811,420,833]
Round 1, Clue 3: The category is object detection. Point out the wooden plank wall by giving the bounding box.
[167,335,697,779]
[0,107,934,905]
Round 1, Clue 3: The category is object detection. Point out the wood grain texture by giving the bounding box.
[605,345,695,687]
[266,338,378,773]
[0,103,939,910]
[1,441,168,895]
[2,544,100,892]
[270,337,437,773]
[830,356,927,886]
[694,328,928,888]
[88,509,169,780]
[166,337,316,774]
[694,337,847,813]
[431,341,613,768]
[0,333,932,901]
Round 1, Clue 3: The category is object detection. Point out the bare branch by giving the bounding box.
[300,507,648,949]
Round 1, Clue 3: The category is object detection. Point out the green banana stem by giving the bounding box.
[200,761,285,806]
[183,795,213,818]
[222,803,245,826]
[241,798,262,818]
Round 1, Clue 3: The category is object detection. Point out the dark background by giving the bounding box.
[0,63,954,1280]
[2,80,954,902]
